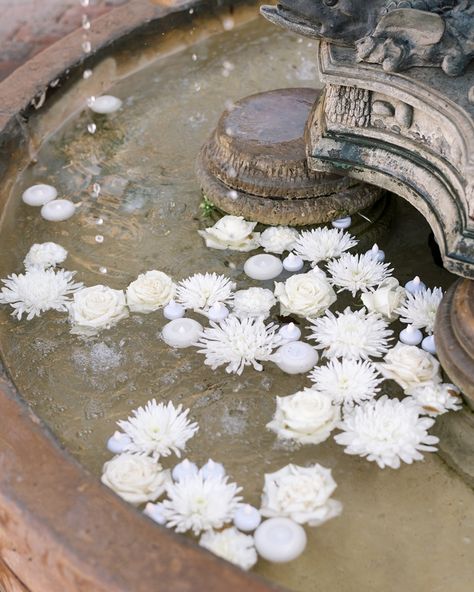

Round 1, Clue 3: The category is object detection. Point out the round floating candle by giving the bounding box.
[162,318,203,348]
[405,276,426,294]
[399,324,423,346]
[172,459,199,482]
[40,199,76,221]
[207,302,229,323]
[244,254,283,281]
[272,341,318,374]
[254,518,307,563]
[22,184,57,206]
[89,95,123,114]
[282,253,304,273]
[200,459,226,480]
[234,504,262,532]
[278,322,301,342]
[106,431,131,455]
[143,503,166,525]
[331,216,352,229]
[366,243,385,262]
[421,335,436,355]
[163,300,185,320]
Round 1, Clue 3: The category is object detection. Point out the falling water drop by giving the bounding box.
[96,217,104,225]
[86,96,96,108]
[83,69,93,80]
[80,0,90,7]
[95,235,104,244]
[82,40,92,54]
[82,15,91,30]
[87,123,97,134]
[91,183,101,198]
[99,266,108,275]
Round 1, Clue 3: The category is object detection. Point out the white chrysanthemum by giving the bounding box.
[294,228,357,266]
[258,226,299,254]
[161,473,242,535]
[117,400,199,459]
[197,316,282,375]
[335,396,439,469]
[24,242,68,270]
[309,358,383,408]
[308,307,393,360]
[0,268,82,320]
[406,382,462,416]
[176,272,235,313]
[396,287,443,334]
[327,252,392,296]
[231,287,276,320]
[199,528,257,571]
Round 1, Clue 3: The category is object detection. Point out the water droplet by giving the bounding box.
[96,217,104,225]
[99,266,107,274]
[83,69,93,79]
[192,54,197,61]
[189,7,194,14]
[222,16,234,31]
[95,235,104,243]
[82,40,92,54]
[228,190,238,200]
[87,123,97,134]
[91,183,101,197]
[86,96,96,107]
[82,15,91,30]
[80,0,90,7]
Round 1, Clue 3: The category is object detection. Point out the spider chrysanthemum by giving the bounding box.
[327,252,392,296]
[0,268,83,320]
[161,473,242,535]
[334,396,439,469]
[117,399,199,459]
[396,287,443,334]
[308,307,393,360]
[309,358,383,408]
[196,315,282,375]
[176,272,235,313]
[293,228,357,266]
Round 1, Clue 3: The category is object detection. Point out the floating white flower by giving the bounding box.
[407,382,463,416]
[69,284,128,336]
[293,228,357,266]
[361,277,406,322]
[231,287,276,320]
[101,453,171,505]
[334,396,439,469]
[196,315,282,375]
[274,269,337,319]
[117,399,198,459]
[24,242,68,270]
[0,268,82,320]
[396,287,443,334]
[176,272,235,313]
[260,463,342,527]
[308,307,393,360]
[258,226,299,254]
[126,270,176,313]
[327,252,392,296]
[199,528,258,571]
[161,473,242,535]
[267,389,340,445]
[198,215,260,251]
[309,358,383,408]
[376,343,441,393]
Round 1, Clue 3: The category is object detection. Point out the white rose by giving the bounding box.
[24,242,68,270]
[267,389,340,445]
[274,269,337,319]
[199,528,257,571]
[69,284,129,336]
[361,278,406,322]
[198,215,260,251]
[260,463,342,527]
[408,382,462,416]
[101,453,171,505]
[126,270,175,313]
[232,287,276,320]
[376,343,441,393]
[259,226,299,254]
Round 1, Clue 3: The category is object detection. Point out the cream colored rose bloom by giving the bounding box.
[376,343,441,393]
[101,453,171,505]
[126,270,175,313]
[260,463,342,526]
[274,269,337,319]
[259,226,299,254]
[267,389,340,445]
[361,278,406,322]
[198,215,260,251]
[69,285,129,336]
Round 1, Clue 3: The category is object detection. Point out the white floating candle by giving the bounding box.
[244,254,283,281]
[162,318,203,348]
[282,253,304,273]
[106,431,131,454]
[89,95,123,114]
[234,504,262,532]
[278,322,301,342]
[405,276,426,294]
[207,302,229,323]
[422,335,436,355]
[254,518,307,563]
[272,341,318,374]
[366,243,385,262]
[40,199,76,221]
[172,459,199,482]
[331,216,352,229]
[200,459,226,480]
[399,324,423,346]
[143,503,166,525]
[22,184,57,206]
[163,300,185,320]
